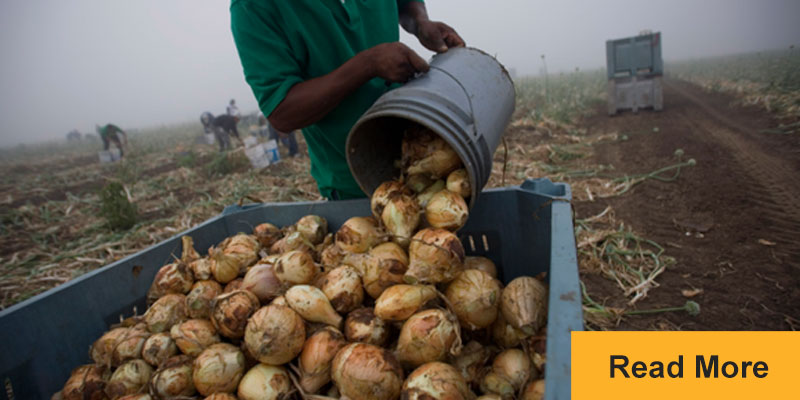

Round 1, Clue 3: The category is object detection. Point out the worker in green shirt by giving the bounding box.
[231,0,464,200]
[96,123,128,157]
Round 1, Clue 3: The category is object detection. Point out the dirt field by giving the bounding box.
[575,79,800,330]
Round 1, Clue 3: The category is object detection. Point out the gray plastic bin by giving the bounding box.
[0,178,582,400]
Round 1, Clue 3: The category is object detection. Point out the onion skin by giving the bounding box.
[105,359,153,400]
[416,180,446,208]
[362,242,408,299]
[479,372,514,400]
[446,169,471,198]
[374,284,437,321]
[406,174,435,193]
[371,180,412,219]
[244,304,306,365]
[170,319,220,357]
[500,277,548,335]
[91,327,128,366]
[270,230,315,255]
[186,280,223,320]
[335,216,384,254]
[222,233,261,268]
[224,278,244,293]
[382,192,421,247]
[62,364,110,400]
[344,307,389,346]
[241,262,282,303]
[296,215,328,245]
[492,349,532,391]
[111,326,150,367]
[274,250,318,286]
[238,364,292,400]
[401,362,475,400]
[149,262,194,299]
[403,130,462,178]
[450,341,493,385]
[331,343,404,400]
[192,343,246,396]
[321,265,364,313]
[285,284,343,328]
[445,270,501,330]
[253,222,282,248]
[144,294,188,333]
[181,236,200,264]
[212,289,260,339]
[520,380,545,400]
[204,394,237,400]
[405,228,465,284]
[149,355,196,399]
[320,243,347,271]
[189,258,213,282]
[298,327,347,394]
[464,256,497,279]
[211,250,242,284]
[425,190,469,231]
[490,312,527,348]
[476,396,503,400]
[116,395,152,400]
[396,309,462,369]
[142,333,178,368]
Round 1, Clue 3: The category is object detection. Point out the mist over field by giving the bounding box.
[0,0,798,147]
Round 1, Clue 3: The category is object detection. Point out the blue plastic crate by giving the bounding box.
[0,178,582,400]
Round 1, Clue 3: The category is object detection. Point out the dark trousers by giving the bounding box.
[268,125,298,156]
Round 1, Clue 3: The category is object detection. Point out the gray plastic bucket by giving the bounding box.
[346,47,515,207]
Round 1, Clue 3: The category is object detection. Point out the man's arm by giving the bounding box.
[268,43,429,132]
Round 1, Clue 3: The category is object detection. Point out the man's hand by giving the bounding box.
[417,20,465,53]
[364,42,429,83]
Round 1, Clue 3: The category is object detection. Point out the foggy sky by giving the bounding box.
[1,0,798,147]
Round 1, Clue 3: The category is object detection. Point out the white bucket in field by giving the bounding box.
[204,133,215,145]
[265,139,280,163]
[244,143,271,169]
[98,149,121,163]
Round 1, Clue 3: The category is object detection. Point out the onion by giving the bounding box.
[186,280,223,319]
[492,349,532,391]
[464,256,497,279]
[296,215,328,245]
[321,265,364,313]
[374,284,437,321]
[476,396,503,400]
[238,364,292,400]
[401,362,474,400]
[212,290,260,339]
[425,190,469,231]
[189,258,213,282]
[181,235,200,264]
[270,231,314,255]
[116,395,152,400]
[111,326,150,367]
[344,307,389,346]
[396,309,462,368]
[416,180,446,208]
[298,327,347,394]
[274,250,318,286]
[362,242,408,298]
[224,278,244,293]
[253,222,282,248]
[142,333,178,367]
[331,343,404,400]
[406,174,435,193]
[241,262,282,303]
[382,192,421,247]
[170,319,220,357]
[320,243,346,271]
[91,327,128,365]
[450,341,492,385]
[204,394,237,400]
[144,294,187,333]
[371,180,411,219]
[405,228,465,284]
[147,262,194,302]
[244,304,306,365]
[210,249,242,284]
[193,343,246,396]
[285,284,342,328]
[403,129,462,178]
[521,380,545,400]
[62,364,110,400]
[335,216,384,253]
[479,372,514,400]
[445,269,501,330]
[500,277,548,335]
[149,355,196,399]
[490,312,526,348]
[222,233,261,268]
[105,359,153,400]
[446,168,471,198]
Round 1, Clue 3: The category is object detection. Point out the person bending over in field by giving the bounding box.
[96,123,128,157]
[212,114,244,151]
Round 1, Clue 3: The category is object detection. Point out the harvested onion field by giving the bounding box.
[1,49,798,331]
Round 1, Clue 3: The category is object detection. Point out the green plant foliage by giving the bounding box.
[99,182,138,230]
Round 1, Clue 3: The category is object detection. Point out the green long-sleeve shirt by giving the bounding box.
[231,0,422,199]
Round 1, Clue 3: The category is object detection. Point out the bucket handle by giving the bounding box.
[429,66,478,138]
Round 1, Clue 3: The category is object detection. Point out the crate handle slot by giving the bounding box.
[481,234,490,251]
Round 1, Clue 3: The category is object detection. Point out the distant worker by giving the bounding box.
[214,114,244,151]
[200,111,215,135]
[258,113,299,157]
[96,123,128,157]
[66,129,82,142]
[226,99,240,119]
